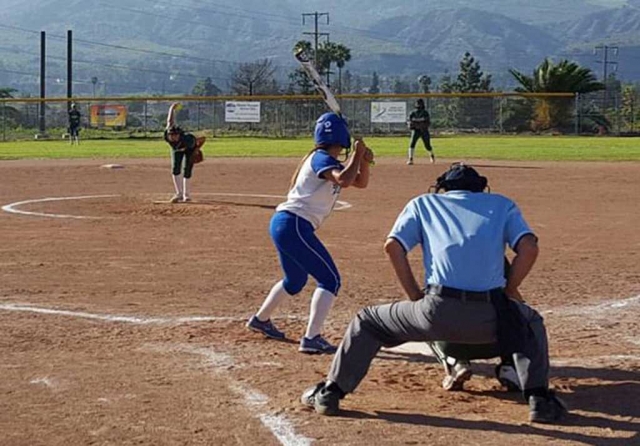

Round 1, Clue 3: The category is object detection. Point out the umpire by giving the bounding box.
[301,163,567,424]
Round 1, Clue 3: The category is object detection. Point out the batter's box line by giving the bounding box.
[0,303,302,325]
[542,295,640,317]
[146,343,312,446]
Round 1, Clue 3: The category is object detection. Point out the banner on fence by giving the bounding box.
[225,101,261,123]
[90,104,127,128]
[371,102,407,123]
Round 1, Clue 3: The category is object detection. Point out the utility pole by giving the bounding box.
[38,31,46,137]
[67,29,72,112]
[595,45,619,111]
[302,12,330,81]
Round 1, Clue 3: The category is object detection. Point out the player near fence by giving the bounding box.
[164,103,205,203]
[301,163,567,424]
[247,112,375,354]
[68,103,81,145]
[407,98,435,165]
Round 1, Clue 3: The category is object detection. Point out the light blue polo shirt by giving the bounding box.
[388,191,535,292]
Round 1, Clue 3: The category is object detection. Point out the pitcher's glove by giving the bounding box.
[193,148,204,164]
[364,147,375,165]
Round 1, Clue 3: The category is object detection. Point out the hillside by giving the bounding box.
[0,0,639,95]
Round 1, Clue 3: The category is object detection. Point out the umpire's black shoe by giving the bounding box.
[301,382,341,416]
[529,391,568,424]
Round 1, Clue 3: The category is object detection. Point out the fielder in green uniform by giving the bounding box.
[68,103,81,145]
[407,98,435,165]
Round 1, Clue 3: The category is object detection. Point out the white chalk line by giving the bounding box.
[542,295,640,317]
[3,295,638,442]
[0,303,244,324]
[2,304,312,446]
[147,344,313,446]
[30,377,55,388]
[1,195,118,219]
[1,193,351,220]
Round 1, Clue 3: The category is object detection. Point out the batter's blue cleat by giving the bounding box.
[299,335,337,354]
[246,315,285,340]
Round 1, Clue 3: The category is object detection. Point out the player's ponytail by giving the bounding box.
[289,148,321,190]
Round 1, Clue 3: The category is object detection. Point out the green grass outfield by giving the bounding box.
[0,135,639,161]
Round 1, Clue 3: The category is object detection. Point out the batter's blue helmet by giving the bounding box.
[314,112,351,149]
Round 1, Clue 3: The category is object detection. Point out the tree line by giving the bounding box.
[2,43,640,133]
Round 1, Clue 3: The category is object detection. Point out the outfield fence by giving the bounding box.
[0,92,636,141]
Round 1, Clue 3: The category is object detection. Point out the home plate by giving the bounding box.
[383,342,434,356]
[101,164,124,169]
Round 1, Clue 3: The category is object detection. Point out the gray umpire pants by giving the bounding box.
[327,294,549,394]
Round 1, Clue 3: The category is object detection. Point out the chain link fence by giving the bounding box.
[3,92,635,141]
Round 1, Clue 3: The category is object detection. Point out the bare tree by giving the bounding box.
[230,59,276,96]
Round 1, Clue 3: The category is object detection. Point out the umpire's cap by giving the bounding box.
[314,112,351,149]
[434,162,488,193]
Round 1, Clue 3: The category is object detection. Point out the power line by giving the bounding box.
[0,23,249,69]
[0,45,232,83]
[302,12,330,64]
[595,45,619,108]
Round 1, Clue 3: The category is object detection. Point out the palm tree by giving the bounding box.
[332,44,351,94]
[509,59,604,130]
[315,42,352,92]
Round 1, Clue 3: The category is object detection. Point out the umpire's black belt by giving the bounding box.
[425,284,503,302]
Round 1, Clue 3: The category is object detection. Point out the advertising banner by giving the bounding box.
[90,104,127,127]
[225,101,261,123]
[371,102,407,123]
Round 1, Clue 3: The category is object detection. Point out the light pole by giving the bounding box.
[91,77,98,97]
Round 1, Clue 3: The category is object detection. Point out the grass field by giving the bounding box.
[0,135,639,161]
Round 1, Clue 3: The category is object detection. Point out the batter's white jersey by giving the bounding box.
[276,149,344,229]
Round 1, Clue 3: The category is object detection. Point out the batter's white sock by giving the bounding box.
[256,280,291,321]
[408,147,415,161]
[305,288,336,339]
[183,177,190,199]
[172,174,183,196]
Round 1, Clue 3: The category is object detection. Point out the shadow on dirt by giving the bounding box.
[365,351,640,444]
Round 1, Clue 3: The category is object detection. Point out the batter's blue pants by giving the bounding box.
[269,211,341,295]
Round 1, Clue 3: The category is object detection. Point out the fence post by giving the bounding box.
[197,101,201,131]
[499,96,504,134]
[143,100,148,138]
[2,101,6,141]
[574,93,580,135]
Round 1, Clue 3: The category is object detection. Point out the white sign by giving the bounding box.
[225,101,261,123]
[371,102,407,123]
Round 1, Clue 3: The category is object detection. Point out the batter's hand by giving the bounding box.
[353,139,367,158]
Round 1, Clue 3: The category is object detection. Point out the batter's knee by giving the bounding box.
[283,276,307,295]
[317,274,340,296]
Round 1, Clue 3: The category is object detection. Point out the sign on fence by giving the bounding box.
[90,104,127,128]
[371,102,407,123]
[225,101,261,123]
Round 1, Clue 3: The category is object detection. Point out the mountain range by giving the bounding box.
[0,0,638,95]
